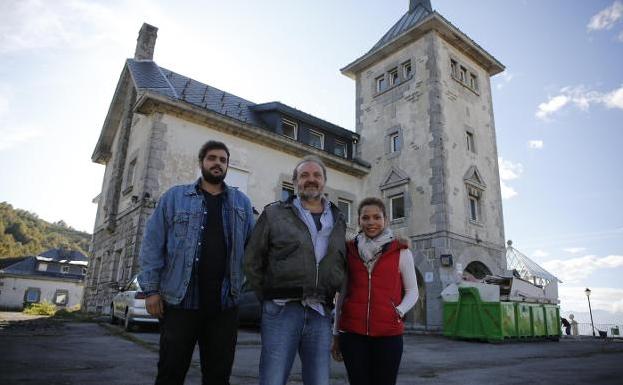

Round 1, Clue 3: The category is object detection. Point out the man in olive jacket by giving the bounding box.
[244,155,346,385]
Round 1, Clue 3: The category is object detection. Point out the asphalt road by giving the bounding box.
[1,312,622,385]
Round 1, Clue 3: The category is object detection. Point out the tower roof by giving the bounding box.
[341,2,504,78]
[368,1,433,55]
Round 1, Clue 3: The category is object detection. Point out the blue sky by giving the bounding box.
[0,0,621,319]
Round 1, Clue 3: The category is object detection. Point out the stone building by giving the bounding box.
[85,0,506,330]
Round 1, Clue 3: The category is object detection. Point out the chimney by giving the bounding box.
[409,0,432,13]
[134,23,158,61]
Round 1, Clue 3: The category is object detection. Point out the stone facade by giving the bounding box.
[85,3,507,330]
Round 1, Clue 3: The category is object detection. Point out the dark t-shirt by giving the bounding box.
[311,212,322,232]
[199,190,227,312]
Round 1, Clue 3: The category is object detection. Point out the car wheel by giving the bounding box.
[124,309,134,332]
[110,305,117,325]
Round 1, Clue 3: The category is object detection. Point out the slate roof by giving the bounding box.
[367,3,432,56]
[40,248,88,262]
[0,249,87,281]
[126,60,357,140]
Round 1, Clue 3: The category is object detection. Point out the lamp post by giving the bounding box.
[585,288,595,337]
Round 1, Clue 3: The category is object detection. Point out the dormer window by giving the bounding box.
[334,140,347,158]
[282,119,298,139]
[308,130,324,150]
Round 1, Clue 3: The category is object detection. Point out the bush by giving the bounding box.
[23,301,57,316]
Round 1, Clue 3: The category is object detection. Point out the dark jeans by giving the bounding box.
[155,306,238,385]
[339,332,403,385]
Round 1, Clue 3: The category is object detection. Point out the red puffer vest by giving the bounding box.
[339,239,406,336]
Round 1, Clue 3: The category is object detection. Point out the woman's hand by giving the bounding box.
[331,335,343,362]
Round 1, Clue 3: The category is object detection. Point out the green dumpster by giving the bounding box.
[543,305,561,337]
[443,287,517,341]
[443,286,560,342]
[516,303,532,337]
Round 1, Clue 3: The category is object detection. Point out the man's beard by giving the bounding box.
[201,166,227,184]
[297,182,323,201]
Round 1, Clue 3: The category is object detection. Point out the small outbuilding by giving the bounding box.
[0,249,88,310]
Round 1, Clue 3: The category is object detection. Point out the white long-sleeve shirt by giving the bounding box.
[333,248,419,335]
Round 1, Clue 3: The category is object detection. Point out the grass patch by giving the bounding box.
[23,301,57,316]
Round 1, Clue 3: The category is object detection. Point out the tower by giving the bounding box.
[342,0,506,329]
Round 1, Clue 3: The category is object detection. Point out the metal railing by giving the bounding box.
[570,322,622,337]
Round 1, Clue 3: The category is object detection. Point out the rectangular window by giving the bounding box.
[124,158,137,191]
[61,265,70,274]
[53,290,69,306]
[402,60,412,78]
[24,287,41,303]
[282,118,298,139]
[388,68,399,86]
[469,73,478,91]
[281,182,294,202]
[469,196,479,221]
[37,263,48,272]
[334,140,347,158]
[376,75,386,92]
[338,199,352,225]
[459,66,467,83]
[390,133,401,153]
[308,130,324,150]
[466,131,475,153]
[450,59,458,78]
[390,194,405,221]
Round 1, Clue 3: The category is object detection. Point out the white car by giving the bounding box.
[110,275,158,331]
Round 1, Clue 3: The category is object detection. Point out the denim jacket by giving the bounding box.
[138,179,254,308]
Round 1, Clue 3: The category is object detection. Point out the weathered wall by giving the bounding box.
[0,276,84,310]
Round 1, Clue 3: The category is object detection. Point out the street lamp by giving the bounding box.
[585,288,595,337]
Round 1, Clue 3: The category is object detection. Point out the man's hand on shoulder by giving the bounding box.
[145,293,164,318]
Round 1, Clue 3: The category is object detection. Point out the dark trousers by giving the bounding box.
[339,332,403,385]
[155,306,238,385]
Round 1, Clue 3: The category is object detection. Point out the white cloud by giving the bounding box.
[603,85,623,109]
[563,247,587,254]
[498,157,523,180]
[527,140,543,149]
[559,286,623,316]
[498,157,523,200]
[542,254,623,284]
[495,71,514,90]
[532,249,549,258]
[0,0,167,54]
[500,181,517,200]
[0,125,42,151]
[535,95,569,120]
[535,85,623,120]
[0,91,8,117]
[587,1,623,31]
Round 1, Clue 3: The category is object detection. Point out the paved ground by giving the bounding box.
[1,311,623,385]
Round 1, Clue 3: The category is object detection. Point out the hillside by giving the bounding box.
[0,202,91,258]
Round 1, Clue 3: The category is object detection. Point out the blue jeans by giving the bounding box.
[259,301,332,385]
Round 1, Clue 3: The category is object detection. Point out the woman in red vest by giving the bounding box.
[332,197,419,385]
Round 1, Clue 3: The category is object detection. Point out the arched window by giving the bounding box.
[464,261,492,280]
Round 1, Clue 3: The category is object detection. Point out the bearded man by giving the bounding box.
[244,155,347,385]
[139,140,254,385]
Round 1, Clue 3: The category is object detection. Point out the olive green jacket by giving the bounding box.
[243,199,346,306]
